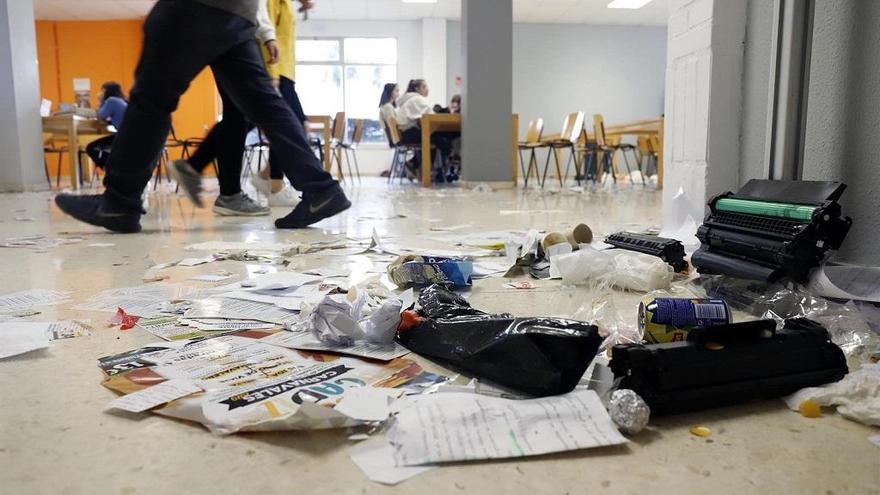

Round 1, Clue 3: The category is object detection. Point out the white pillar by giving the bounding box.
[422,17,447,106]
[662,0,746,230]
[460,0,513,183]
[0,0,45,191]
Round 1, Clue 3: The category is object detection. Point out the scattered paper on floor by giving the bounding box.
[106,379,203,413]
[349,437,435,485]
[0,322,51,359]
[388,390,627,465]
[0,289,71,311]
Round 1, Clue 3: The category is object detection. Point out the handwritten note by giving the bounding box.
[105,379,202,413]
[388,390,626,465]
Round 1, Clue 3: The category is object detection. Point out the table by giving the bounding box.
[603,117,664,189]
[42,114,110,190]
[420,114,520,187]
[306,115,332,173]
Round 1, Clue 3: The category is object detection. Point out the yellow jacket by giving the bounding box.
[258,0,296,81]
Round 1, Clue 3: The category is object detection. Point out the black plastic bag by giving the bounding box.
[396,285,602,397]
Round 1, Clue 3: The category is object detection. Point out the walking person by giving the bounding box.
[55,0,350,233]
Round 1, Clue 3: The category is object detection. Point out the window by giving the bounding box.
[296,37,398,144]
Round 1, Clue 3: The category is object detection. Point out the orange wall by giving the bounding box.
[36,20,218,176]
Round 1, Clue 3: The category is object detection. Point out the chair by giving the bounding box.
[593,114,644,186]
[384,115,435,184]
[241,128,270,182]
[43,134,88,189]
[329,111,347,181]
[531,112,584,188]
[517,118,544,187]
[337,118,363,183]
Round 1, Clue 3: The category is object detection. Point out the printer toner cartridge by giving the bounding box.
[691,179,852,282]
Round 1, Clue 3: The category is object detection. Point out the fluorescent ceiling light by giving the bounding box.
[607,0,654,9]
[402,0,438,3]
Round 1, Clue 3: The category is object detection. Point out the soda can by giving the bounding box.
[639,297,731,344]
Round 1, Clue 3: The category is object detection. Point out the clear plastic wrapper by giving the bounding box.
[697,275,880,368]
[551,247,673,292]
[570,294,642,351]
[396,285,603,397]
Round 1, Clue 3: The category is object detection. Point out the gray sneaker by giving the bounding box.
[213,192,270,217]
[169,159,204,208]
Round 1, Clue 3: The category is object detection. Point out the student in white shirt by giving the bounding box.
[378,83,399,144]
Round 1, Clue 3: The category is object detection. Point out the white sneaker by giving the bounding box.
[268,185,300,207]
[249,172,271,195]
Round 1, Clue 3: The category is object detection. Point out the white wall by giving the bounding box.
[662,0,745,233]
[448,21,667,136]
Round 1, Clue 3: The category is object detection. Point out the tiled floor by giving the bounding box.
[0,179,876,494]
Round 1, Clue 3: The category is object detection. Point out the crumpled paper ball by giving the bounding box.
[609,389,651,434]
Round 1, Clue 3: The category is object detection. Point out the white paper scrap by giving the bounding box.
[0,322,51,359]
[261,330,409,361]
[188,274,234,283]
[349,438,434,486]
[805,265,880,303]
[48,320,92,340]
[105,379,202,413]
[388,390,627,465]
[868,435,880,449]
[185,298,300,325]
[334,387,404,422]
[0,289,71,311]
[177,257,215,267]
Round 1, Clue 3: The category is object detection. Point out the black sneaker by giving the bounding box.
[54,194,142,233]
[169,159,204,207]
[274,187,351,229]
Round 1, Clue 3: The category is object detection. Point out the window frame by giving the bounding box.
[297,36,398,147]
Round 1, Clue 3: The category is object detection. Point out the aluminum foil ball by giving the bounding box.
[609,389,650,434]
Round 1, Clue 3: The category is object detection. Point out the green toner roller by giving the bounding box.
[692,180,852,283]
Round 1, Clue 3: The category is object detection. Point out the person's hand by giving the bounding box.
[298,0,314,12]
[271,78,281,90]
[265,40,280,64]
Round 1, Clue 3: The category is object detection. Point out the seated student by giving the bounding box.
[396,79,433,143]
[396,79,458,181]
[85,82,128,170]
[449,94,461,114]
[379,83,400,138]
[378,83,400,178]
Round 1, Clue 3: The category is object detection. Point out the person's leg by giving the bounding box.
[56,0,256,232]
[279,77,306,124]
[211,83,248,197]
[85,135,115,169]
[210,40,348,228]
[187,122,220,172]
[101,1,248,211]
[263,76,303,194]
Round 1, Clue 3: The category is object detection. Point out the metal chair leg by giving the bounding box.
[518,148,528,187]
[343,148,355,184]
[621,148,635,185]
[352,149,362,183]
[540,148,553,188]
[56,153,62,188]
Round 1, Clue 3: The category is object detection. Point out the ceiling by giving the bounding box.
[33,0,668,26]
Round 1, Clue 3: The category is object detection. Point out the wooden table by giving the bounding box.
[306,115,332,173]
[603,117,664,189]
[420,113,519,187]
[42,114,110,190]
